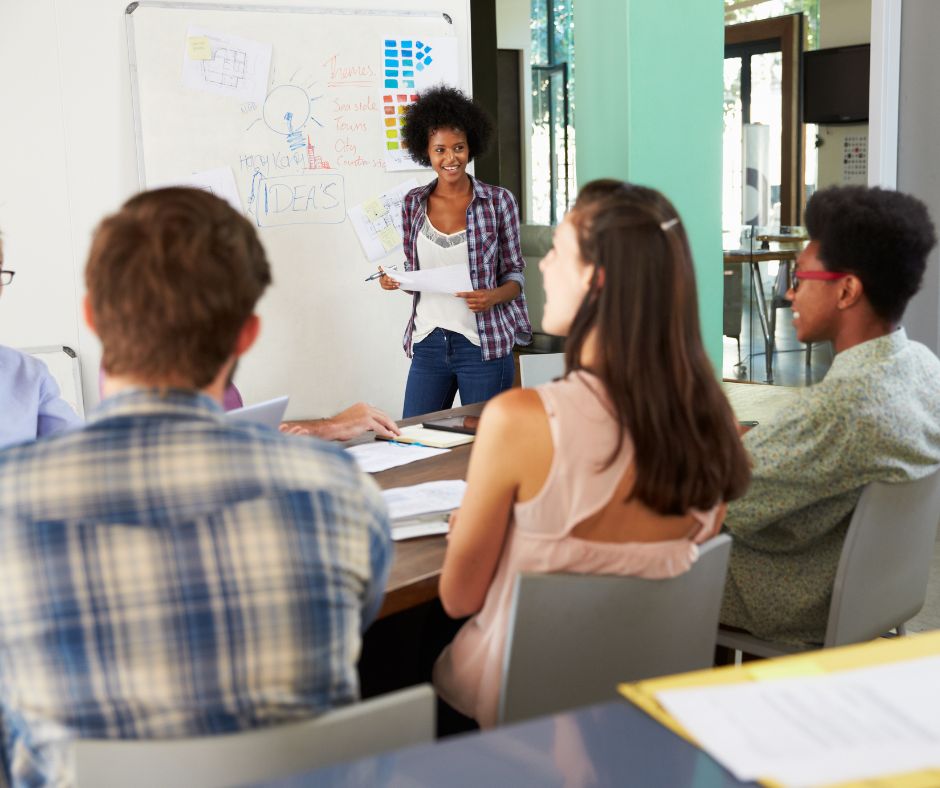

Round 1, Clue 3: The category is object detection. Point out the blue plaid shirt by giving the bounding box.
[0,388,392,787]
[401,176,533,361]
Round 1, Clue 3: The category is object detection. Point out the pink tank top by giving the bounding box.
[432,371,721,727]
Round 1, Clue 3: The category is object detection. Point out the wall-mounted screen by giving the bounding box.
[803,44,870,124]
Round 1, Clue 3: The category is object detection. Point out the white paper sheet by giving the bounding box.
[348,179,418,262]
[150,166,243,213]
[387,264,472,293]
[655,654,940,786]
[382,480,467,520]
[182,26,272,106]
[391,516,450,541]
[345,441,449,474]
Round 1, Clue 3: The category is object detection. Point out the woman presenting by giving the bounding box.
[378,87,531,418]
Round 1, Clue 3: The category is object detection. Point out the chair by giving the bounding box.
[518,352,565,388]
[717,468,940,659]
[70,684,435,787]
[498,534,732,725]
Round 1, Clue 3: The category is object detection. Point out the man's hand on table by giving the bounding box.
[280,402,401,441]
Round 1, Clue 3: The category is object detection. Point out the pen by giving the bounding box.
[390,439,428,448]
[365,265,398,282]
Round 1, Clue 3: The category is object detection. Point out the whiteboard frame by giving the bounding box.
[125,0,454,186]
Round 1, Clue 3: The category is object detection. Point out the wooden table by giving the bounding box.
[348,403,484,619]
[365,383,800,621]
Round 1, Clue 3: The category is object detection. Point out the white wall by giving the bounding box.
[897,0,940,353]
[815,0,872,189]
[495,0,533,221]
[0,0,470,414]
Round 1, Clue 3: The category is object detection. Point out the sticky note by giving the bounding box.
[747,659,826,682]
[385,117,396,127]
[384,106,395,115]
[386,130,398,139]
[384,39,396,47]
[379,225,401,251]
[363,199,386,221]
[387,141,399,150]
[385,69,399,77]
[385,80,398,89]
[187,36,212,61]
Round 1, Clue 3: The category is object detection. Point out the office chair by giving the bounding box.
[718,468,940,658]
[498,535,732,725]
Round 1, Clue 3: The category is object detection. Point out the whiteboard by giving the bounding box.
[126,1,471,419]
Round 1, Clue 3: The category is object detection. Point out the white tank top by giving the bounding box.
[412,215,480,346]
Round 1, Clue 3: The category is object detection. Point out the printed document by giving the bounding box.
[382,480,467,520]
[346,441,448,474]
[655,654,940,786]
[387,264,472,293]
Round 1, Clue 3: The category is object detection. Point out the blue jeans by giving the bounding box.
[403,329,515,418]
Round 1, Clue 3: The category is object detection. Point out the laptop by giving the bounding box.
[225,396,289,429]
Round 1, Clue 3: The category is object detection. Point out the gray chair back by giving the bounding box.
[498,534,731,725]
[717,468,940,658]
[70,684,435,787]
[519,352,565,388]
[825,468,940,646]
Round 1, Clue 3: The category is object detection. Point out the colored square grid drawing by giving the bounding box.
[381,91,416,151]
[381,38,433,90]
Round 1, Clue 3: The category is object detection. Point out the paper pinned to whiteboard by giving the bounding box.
[182,26,272,106]
[379,36,460,171]
[149,166,243,213]
[349,179,418,261]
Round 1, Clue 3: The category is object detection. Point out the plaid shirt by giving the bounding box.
[401,176,532,361]
[0,388,391,787]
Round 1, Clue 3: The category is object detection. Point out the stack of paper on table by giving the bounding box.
[619,630,940,787]
[382,480,467,541]
[345,441,449,473]
[387,425,474,449]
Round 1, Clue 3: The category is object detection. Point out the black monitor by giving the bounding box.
[802,44,870,124]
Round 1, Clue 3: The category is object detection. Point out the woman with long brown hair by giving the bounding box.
[432,179,751,728]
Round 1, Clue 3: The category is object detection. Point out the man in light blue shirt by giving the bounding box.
[0,190,392,786]
[0,241,81,449]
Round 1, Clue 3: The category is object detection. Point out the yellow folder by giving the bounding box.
[618,630,940,788]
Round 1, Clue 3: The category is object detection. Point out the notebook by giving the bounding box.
[381,424,475,449]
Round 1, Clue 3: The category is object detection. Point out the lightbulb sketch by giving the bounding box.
[264,85,311,151]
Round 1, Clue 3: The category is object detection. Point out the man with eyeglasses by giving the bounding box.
[721,185,940,647]
[0,235,81,449]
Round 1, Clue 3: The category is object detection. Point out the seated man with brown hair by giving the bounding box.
[0,188,392,786]
[722,185,940,646]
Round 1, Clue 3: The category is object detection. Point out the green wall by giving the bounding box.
[574,0,725,370]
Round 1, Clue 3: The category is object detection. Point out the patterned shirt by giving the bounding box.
[400,176,532,361]
[0,388,392,787]
[722,329,940,645]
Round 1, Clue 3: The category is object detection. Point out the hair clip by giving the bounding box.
[660,218,680,232]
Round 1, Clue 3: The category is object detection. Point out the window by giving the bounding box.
[531,0,575,225]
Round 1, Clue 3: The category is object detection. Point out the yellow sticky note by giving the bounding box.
[747,659,826,682]
[378,225,400,251]
[363,199,386,221]
[187,36,212,60]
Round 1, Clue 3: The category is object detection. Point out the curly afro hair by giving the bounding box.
[401,85,494,168]
[805,186,936,323]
